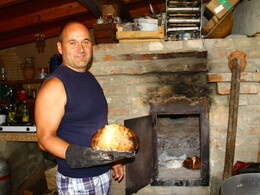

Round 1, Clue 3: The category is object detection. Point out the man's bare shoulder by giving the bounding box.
[37,77,65,102]
[39,77,64,92]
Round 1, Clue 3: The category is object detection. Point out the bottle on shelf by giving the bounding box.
[0,58,5,81]
[6,104,17,124]
[1,67,6,81]
[0,105,7,125]
[0,61,7,100]
[22,104,29,123]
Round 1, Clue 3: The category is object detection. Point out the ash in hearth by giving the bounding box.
[158,151,186,169]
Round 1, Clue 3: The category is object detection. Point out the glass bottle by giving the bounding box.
[1,67,6,81]
[22,103,29,123]
[38,67,48,79]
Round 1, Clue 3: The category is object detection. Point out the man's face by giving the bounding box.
[57,23,93,72]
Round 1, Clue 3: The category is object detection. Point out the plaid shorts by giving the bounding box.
[56,171,112,195]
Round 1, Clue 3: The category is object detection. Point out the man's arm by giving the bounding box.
[35,77,136,167]
[35,77,69,159]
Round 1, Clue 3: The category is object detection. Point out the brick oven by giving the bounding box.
[110,49,211,194]
[124,96,210,194]
[93,43,212,194]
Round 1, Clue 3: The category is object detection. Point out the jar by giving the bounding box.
[21,57,36,80]
[38,67,48,79]
[17,89,27,100]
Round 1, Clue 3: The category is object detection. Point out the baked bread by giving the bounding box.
[182,156,201,170]
[91,124,139,152]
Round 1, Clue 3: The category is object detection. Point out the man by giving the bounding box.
[35,22,133,194]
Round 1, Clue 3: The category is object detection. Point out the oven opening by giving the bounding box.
[154,113,201,186]
[125,99,209,194]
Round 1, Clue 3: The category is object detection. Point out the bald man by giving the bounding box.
[35,22,133,194]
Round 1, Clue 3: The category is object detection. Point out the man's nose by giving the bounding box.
[77,44,85,52]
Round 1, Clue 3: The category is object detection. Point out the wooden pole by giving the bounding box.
[223,51,246,180]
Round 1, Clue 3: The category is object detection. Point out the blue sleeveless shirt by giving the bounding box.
[49,64,110,178]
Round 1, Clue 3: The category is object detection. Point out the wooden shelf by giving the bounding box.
[0,132,37,142]
[0,99,36,104]
[0,79,44,85]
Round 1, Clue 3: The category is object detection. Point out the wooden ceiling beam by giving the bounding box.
[0,0,165,50]
[127,0,165,17]
[0,1,88,33]
[0,0,28,8]
[0,15,96,50]
[118,0,133,22]
[77,0,102,17]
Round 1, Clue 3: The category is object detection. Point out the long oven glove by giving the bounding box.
[66,144,135,169]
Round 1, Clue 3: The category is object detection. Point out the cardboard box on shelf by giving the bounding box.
[204,0,240,20]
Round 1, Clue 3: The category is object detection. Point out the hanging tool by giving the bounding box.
[223,51,246,180]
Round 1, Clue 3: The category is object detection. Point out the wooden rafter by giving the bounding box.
[0,0,28,8]
[0,2,88,33]
[77,0,102,17]
[0,0,165,50]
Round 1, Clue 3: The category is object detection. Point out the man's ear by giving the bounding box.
[57,42,62,54]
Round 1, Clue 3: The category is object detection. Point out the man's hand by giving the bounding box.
[111,162,124,182]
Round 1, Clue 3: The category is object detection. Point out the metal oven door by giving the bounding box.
[124,115,156,195]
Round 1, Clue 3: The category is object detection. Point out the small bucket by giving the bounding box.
[221,173,260,195]
[134,19,158,31]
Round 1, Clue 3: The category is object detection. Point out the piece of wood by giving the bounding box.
[0,0,27,8]
[77,0,101,17]
[119,39,164,43]
[0,2,88,33]
[223,57,241,180]
[0,132,37,142]
[117,26,165,40]
[0,16,96,50]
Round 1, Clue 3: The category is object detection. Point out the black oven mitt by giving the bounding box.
[66,144,135,169]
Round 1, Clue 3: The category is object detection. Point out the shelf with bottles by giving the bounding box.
[0,96,38,124]
[0,79,44,86]
[0,79,44,124]
[0,98,36,104]
[0,79,44,101]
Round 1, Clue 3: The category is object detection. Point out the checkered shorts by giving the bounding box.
[56,171,112,195]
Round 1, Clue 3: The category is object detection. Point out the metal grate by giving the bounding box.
[166,0,202,41]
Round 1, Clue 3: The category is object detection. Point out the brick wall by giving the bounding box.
[90,38,260,195]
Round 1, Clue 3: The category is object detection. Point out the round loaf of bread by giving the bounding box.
[182,156,201,170]
[91,124,139,152]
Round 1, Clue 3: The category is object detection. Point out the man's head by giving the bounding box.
[57,22,93,72]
